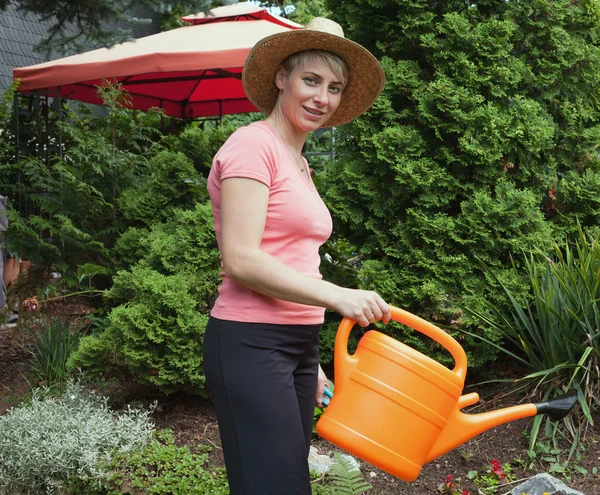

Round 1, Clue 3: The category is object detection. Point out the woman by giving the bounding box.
[204,17,390,495]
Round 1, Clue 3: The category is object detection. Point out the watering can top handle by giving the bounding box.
[337,305,468,381]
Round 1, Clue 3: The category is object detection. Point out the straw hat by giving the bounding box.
[242,17,385,127]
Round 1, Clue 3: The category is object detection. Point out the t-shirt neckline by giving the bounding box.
[256,121,313,188]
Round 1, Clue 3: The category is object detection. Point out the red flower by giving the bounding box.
[444,474,455,488]
[462,490,470,495]
[490,459,506,480]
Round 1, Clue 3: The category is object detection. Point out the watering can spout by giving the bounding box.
[426,391,579,463]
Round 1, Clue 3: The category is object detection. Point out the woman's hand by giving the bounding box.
[316,364,328,408]
[332,288,391,328]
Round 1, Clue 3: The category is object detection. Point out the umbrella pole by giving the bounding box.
[13,93,21,213]
[58,87,63,159]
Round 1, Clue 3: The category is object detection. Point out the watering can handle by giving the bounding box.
[335,305,468,394]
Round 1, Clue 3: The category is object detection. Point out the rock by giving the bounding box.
[308,446,360,475]
[510,473,585,495]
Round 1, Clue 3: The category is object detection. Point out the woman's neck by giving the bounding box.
[265,112,308,155]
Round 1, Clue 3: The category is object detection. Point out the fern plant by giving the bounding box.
[328,452,372,495]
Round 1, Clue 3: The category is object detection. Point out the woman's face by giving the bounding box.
[274,58,345,132]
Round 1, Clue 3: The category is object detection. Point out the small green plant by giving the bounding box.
[24,317,80,388]
[38,263,107,304]
[458,447,476,462]
[514,436,590,483]
[0,381,154,494]
[92,429,229,495]
[327,452,372,495]
[467,459,514,494]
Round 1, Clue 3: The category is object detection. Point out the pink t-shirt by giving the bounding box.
[207,121,333,324]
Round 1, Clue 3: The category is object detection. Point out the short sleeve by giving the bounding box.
[213,125,278,187]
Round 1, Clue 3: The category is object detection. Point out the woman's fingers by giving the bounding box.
[316,364,327,407]
[338,289,391,327]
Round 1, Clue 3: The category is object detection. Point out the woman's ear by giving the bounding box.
[275,65,286,91]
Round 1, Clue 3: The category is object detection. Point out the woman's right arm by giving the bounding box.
[219,177,390,327]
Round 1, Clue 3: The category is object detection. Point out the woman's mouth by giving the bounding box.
[303,106,325,119]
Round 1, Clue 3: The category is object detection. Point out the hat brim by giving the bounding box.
[242,30,385,128]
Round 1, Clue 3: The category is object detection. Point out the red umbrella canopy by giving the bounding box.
[181,2,296,28]
[13,3,301,119]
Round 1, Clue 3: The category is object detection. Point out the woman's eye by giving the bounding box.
[304,77,318,85]
[329,86,341,94]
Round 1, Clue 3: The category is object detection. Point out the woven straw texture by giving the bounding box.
[242,23,385,127]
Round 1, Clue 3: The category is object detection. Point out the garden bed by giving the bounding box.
[1,313,598,495]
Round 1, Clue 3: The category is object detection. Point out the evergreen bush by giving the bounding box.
[118,149,203,227]
[320,0,600,367]
[69,203,219,393]
[1,84,163,269]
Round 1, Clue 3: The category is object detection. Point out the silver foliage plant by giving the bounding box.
[0,381,155,494]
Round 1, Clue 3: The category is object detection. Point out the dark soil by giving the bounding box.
[1,303,599,494]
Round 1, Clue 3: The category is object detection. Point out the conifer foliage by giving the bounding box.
[320,0,600,365]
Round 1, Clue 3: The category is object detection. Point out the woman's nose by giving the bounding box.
[313,86,329,106]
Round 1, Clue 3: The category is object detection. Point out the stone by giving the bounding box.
[308,446,360,475]
[510,473,585,495]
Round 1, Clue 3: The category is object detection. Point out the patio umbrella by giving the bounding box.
[12,3,301,119]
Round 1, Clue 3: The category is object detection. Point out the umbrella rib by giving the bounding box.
[66,82,187,104]
[190,14,254,25]
[178,69,242,113]
[64,81,249,107]
[182,72,205,108]
[119,72,242,86]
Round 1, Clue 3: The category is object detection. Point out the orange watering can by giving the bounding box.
[315,306,577,482]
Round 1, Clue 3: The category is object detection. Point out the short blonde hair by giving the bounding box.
[281,49,349,86]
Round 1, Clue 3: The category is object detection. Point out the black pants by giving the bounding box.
[203,317,321,495]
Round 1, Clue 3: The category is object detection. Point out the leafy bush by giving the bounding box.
[107,267,209,392]
[69,203,219,393]
[167,122,235,176]
[321,0,600,368]
[2,83,162,269]
[464,227,600,445]
[91,429,229,495]
[0,382,154,494]
[118,150,203,227]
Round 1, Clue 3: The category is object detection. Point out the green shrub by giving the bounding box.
[112,226,152,269]
[106,267,209,392]
[66,324,122,376]
[118,150,204,226]
[0,382,154,494]
[93,429,229,495]
[2,85,161,268]
[70,203,219,393]
[321,0,600,370]
[167,122,234,176]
